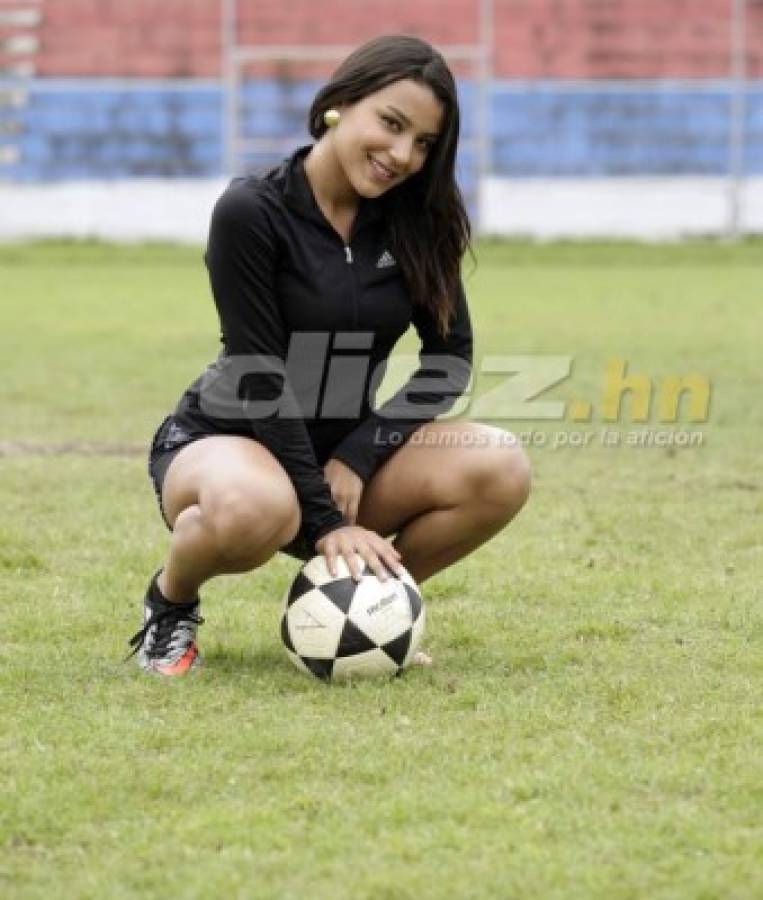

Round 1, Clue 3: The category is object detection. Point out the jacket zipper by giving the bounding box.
[318,207,359,325]
[343,243,358,327]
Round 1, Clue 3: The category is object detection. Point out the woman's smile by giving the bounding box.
[367,153,397,182]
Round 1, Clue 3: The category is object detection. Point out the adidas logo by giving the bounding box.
[375,250,397,269]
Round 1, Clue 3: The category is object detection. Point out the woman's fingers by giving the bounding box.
[359,548,390,583]
[370,535,405,578]
[340,546,365,582]
[324,545,339,578]
[349,540,405,583]
[318,527,406,583]
[322,533,362,581]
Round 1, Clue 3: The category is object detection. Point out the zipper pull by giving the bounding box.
[344,246,353,264]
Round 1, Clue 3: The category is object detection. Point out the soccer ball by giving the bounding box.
[280,553,425,681]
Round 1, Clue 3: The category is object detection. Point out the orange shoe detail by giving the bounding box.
[154,644,200,676]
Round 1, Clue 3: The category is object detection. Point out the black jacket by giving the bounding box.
[171,143,473,550]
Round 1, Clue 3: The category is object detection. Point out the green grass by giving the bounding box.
[1,239,762,899]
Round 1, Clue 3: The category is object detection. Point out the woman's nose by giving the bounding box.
[390,137,414,172]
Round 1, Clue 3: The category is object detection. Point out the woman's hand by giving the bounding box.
[323,457,364,525]
[315,525,404,583]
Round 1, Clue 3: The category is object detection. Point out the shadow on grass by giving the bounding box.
[200,642,431,691]
[202,642,294,678]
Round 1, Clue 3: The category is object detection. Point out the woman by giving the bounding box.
[127,34,531,676]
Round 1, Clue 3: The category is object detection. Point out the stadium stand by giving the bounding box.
[1,0,761,236]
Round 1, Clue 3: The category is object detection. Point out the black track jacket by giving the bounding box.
[171,143,473,550]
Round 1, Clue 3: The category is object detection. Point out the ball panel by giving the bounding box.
[300,553,365,588]
[280,612,296,653]
[347,578,413,647]
[300,656,335,681]
[318,575,358,615]
[284,646,311,676]
[331,648,399,681]
[285,571,315,608]
[403,582,423,622]
[336,617,378,657]
[381,627,412,666]
[299,554,332,586]
[285,589,346,659]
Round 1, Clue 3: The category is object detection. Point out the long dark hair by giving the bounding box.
[308,35,474,339]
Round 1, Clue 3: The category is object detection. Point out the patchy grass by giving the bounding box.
[1,240,761,899]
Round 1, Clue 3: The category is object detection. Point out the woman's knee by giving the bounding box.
[161,436,302,565]
[471,430,532,513]
[201,481,301,565]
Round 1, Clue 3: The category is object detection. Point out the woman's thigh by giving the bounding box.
[355,419,529,536]
[160,434,300,534]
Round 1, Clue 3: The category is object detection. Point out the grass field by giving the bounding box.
[1,239,762,899]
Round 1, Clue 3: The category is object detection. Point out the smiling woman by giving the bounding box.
[129,34,531,677]
[306,80,443,199]
[304,36,471,338]
[304,78,444,240]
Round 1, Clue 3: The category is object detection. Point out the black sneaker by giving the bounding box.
[126,570,204,675]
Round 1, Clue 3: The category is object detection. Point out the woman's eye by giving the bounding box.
[380,114,433,150]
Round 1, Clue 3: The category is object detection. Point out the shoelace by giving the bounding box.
[125,602,204,662]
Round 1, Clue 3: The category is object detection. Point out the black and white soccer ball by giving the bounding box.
[280,553,425,681]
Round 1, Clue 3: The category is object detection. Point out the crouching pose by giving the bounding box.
[128,34,531,676]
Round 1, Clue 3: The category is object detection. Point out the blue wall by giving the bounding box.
[491,84,762,176]
[3,83,223,180]
[2,79,762,182]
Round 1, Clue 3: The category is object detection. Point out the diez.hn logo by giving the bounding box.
[197,334,711,425]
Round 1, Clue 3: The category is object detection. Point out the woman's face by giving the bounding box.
[333,78,445,197]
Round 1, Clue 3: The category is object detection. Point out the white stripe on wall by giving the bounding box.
[0,177,761,242]
[480,177,763,239]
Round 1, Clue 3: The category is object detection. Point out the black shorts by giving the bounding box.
[147,414,315,562]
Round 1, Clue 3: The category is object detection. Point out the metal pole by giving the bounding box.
[476,0,494,236]
[221,0,237,176]
[727,0,747,239]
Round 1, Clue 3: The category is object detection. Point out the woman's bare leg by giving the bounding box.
[355,420,532,585]
[155,436,301,602]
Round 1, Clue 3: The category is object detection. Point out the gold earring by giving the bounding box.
[323,108,340,128]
